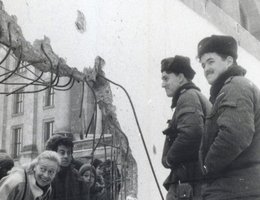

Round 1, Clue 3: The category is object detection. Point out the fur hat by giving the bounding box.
[197,35,238,60]
[161,55,195,80]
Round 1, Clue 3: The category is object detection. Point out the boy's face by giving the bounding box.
[161,71,180,97]
[57,145,72,167]
[200,52,232,85]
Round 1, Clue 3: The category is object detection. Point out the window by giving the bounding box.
[13,127,22,158]
[13,90,24,114]
[44,120,54,143]
[17,61,26,73]
[45,87,54,107]
[13,58,26,73]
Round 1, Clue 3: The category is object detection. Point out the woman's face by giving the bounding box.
[82,170,95,186]
[96,166,103,176]
[34,158,59,187]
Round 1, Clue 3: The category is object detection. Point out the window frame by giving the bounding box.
[12,126,23,159]
[44,87,55,108]
[12,89,24,115]
[43,119,55,144]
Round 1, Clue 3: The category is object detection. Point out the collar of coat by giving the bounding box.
[171,82,200,109]
[27,171,52,199]
[209,64,246,104]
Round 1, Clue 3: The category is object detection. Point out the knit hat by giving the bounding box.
[0,151,14,169]
[79,164,97,185]
[197,35,238,60]
[161,55,195,80]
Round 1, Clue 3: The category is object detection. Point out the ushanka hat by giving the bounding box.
[197,35,238,60]
[161,55,195,80]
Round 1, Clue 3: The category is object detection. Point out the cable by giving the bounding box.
[0,46,22,84]
[84,78,98,163]
[98,74,165,200]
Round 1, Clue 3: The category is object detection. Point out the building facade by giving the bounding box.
[0,46,97,164]
[0,44,137,198]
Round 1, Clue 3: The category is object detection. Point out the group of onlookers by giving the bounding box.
[0,134,121,200]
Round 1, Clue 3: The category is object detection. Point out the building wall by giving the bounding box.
[0,46,8,149]
[0,52,82,161]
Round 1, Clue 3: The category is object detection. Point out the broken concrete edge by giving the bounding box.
[179,0,260,62]
[0,3,94,82]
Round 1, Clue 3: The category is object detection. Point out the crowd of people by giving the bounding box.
[0,134,121,200]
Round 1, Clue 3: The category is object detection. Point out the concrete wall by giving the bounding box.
[3,0,260,199]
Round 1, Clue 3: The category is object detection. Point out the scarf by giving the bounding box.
[209,65,246,104]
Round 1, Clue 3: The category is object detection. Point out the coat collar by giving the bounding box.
[209,64,246,104]
[27,172,52,199]
[171,82,200,109]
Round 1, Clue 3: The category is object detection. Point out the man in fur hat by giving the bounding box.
[198,35,260,199]
[161,55,211,200]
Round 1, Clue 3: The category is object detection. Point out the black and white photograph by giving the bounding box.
[1,1,260,200]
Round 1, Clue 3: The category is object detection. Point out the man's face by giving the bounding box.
[34,158,59,187]
[161,71,180,97]
[200,52,231,85]
[57,145,72,167]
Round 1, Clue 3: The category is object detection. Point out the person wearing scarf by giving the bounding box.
[161,55,211,200]
[0,150,60,200]
[198,35,260,200]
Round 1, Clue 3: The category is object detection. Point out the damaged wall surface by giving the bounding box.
[2,0,260,200]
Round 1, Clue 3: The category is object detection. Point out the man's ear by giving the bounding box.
[178,73,186,84]
[226,56,234,67]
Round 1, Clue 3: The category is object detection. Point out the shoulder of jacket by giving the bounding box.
[223,76,254,94]
[178,88,201,105]
[0,168,25,191]
[225,76,252,87]
[179,88,196,98]
[217,76,255,105]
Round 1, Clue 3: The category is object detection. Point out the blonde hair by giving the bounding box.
[26,150,61,174]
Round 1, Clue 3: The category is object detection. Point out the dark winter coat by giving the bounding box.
[200,65,260,200]
[162,82,211,194]
[52,166,85,200]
